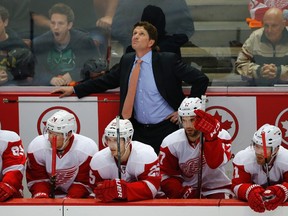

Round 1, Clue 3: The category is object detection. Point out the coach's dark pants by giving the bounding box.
[131,119,179,154]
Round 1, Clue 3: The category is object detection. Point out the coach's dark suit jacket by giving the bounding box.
[74,51,209,114]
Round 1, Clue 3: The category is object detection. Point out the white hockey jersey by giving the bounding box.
[0,130,25,197]
[232,145,288,200]
[89,141,161,201]
[159,128,232,198]
[26,133,98,198]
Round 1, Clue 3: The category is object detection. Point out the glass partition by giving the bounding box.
[0,0,287,88]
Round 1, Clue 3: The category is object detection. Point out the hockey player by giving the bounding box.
[0,128,25,201]
[26,109,98,198]
[232,124,288,213]
[159,97,233,199]
[89,118,161,202]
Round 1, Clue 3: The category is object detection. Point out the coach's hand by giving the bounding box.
[51,86,74,98]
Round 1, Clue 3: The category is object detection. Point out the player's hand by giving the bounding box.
[51,86,74,98]
[194,109,221,141]
[0,182,16,202]
[263,185,288,211]
[181,186,197,199]
[94,179,127,202]
[33,192,49,198]
[50,76,68,86]
[247,185,265,213]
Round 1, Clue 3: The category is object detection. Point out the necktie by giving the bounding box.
[122,59,142,119]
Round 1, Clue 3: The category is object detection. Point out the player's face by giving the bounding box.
[48,130,65,150]
[105,137,126,158]
[131,26,155,52]
[182,116,200,141]
[253,143,273,165]
[50,13,73,44]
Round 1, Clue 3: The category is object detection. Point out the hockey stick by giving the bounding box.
[261,131,271,186]
[50,136,57,198]
[197,95,207,199]
[116,116,122,179]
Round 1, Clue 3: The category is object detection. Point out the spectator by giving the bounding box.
[0,128,25,202]
[125,5,188,58]
[249,0,288,22]
[232,124,288,213]
[111,0,194,49]
[89,118,160,202]
[26,109,98,198]
[31,0,96,37]
[52,21,209,154]
[1,0,31,40]
[31,0,117,58]
[159,97,233,199]
[235,7,288,86]
[0,5,33,86]
[32,3,100,86]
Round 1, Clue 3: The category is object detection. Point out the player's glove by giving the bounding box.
[246,185,265,213]
[181,186,197,199]
[263,184,288,211]
[33,192,49,198]
[194,109,221,141]
[94,179,127,202]
[0,182,16,202]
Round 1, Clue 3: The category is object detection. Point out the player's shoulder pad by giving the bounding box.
[130,141,158,163]
[274,146,288,164]
[161,129,185,148]
[73,134,98,154]
[0,130,21,143]
[27,135,49,153]
[233,146,254,165]
[90,147,113,170]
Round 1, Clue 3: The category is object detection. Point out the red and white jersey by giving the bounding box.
[232,145,288,200]
[249,0,288,20]
[0,130,25,197]
[159,128,232,197]
[89,141,161,201]
[26,133,98,198]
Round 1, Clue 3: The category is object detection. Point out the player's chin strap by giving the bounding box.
[197,95,207,199]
